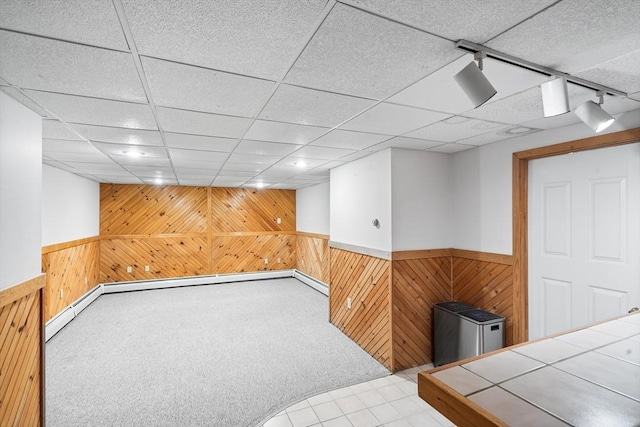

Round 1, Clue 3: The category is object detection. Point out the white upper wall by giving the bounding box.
[452,110,640,255]
[42,164,100,246]
[0,92,42,290]
[331,150,392,251]
[296,181,330,235]
[391,149,452,251]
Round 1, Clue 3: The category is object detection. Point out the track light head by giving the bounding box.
[453,53,497,108]
[575,92,615,133]
[541,77,570,117]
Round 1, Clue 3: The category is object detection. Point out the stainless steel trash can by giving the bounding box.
[433,301,505,366]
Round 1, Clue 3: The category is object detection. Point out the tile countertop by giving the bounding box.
[417,312,640,427]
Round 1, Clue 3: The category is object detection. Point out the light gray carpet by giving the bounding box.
[46,278,389,426]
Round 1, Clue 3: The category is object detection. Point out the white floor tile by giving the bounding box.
[289,407,321,427]
[264,413,293,427]
[349,381,374,394]
[377,384,406,402]
[307,392,333,406]
[357,389,387,407]
[368,376,393,389]
[369,402,403,424]
[287,400,311,413]
[335,394,367,415]
[329,386,354,400]
[395,380,417,396]
[387,375,405,384]
[312,401,344,422]
[346,409,380,427]
[406,411,443,427]
[390,396,424,417]
[383,419,413,427]
[322,416,355,427]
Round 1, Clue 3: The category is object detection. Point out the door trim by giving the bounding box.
[512,127,640,344]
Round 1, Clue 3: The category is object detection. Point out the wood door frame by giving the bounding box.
[512,127,640,344]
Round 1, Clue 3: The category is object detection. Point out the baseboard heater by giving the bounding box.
[45,269,328,342]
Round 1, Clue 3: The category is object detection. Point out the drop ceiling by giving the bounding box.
[1,0,639,189]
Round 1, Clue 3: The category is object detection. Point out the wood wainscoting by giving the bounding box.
[42,237,100,322]
[99,184,296,282]
[0,274,45,425]
[296,232,330,284]
[329,246,514,372]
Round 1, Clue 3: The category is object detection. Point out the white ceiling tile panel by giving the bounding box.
[0,87,51,117]
[169,149,229,163]
[487,0,640,73]
[427,143,475,153]
[340,102,450,135]
[142,57,275,117]
[43,120,84,140]
[309,161,346,171]
[0,31,145,102]
[122,0,327,80]
[235,140,302,156]
[45,152,114,163]
[71,124,163,146]
[244,120,328,144]
[165,133,237,152]
[220,165,267,174]
[0,77,9,86]
[174,169,218,178]
[456,126,541,146]
[338,151,375,163]
[0,0,128,50]
[574,50,640,96]
[368,136,442,151]
[42,159,81,172]
[93,142,167,158]
[171,158,225,170]
[92,175,143,184]
[213,177,247,187]
[310,129,391,150]
[258,84,375,127]
[285,3,460,99]
[290,145,355,160]
[124,165,175,176]
[406,116,507,142]
[273,157,328,170]
[63,162,129,174]
[630,91,640,102]
[179,179,214,187]
[156,107,251,138]
[268,183,300,189]
[141,178,179,186]
[26,90,157,129]
[43,139,101,154]
[226,153,283,165]
[347,0,556,43]
[113,157,172,168]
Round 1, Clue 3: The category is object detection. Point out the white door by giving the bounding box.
[528,143,640,340]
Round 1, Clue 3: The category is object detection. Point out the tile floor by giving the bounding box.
[261,364,456,427]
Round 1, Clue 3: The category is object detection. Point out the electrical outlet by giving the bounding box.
[347,297,352,309]
[126,266,132,273]
[145,265,150,272]
[264,258,269,264]
[276,217,282,224]
[59,289,63,299]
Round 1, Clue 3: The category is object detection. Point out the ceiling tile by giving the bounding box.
[122,0,326,80]
[0,77,9,85]
[63,162,128,174]
[457,126,541,146]
[630,91,640,102]
[0,0,128,50]
[310,129,391,150]
[174,168,218,178]
[42,158,81,172]
[165,133,237,152]
[142,57,275,117]
[172,158,225,170]
[43,120,84,140]
[0,87,51,117]
[92,175,143,184]
[427,143,475,153]
[226,153,283,165]
[309,160,346,171]
[156,107,251,138]
[179,178,214,187]
[113,157,172,168]
[45,151,113,163]
[258,84,375,127]
[169,149,229,163]
[338,151,375,163]
[141,177,178,186]
[26,90,157,129]
[347,0,556,43]
[273,157,328,170]
[93,142,167,158]
[285,3,460,99]
[487,0,640,73]
[340,102,450,134]
[574,50,640,96]
[290,145,355,160]
[213,177,247,187]
[220,164,268,174]
[0,31,145,102]
[388,55,548,114]
[369,136,442,151]
[71,124,163,146]
[124,165,175,176]
[244,120,328,144]
[268,183,300,190]
[235,140,301,156]
[406,116,507,142]
[43,139,100,154]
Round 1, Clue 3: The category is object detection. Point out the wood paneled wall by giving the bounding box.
[296,232,329,284]
[0,275,45,426]
[329,248,392,370]
[42,237,100,321]
[100,185,295,282]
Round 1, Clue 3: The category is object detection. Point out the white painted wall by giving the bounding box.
[42,164,100,246]
[296,181,330,235]
[452,110,640,255]
[391,149,452,251]
[0,92,42,290]
[330,150,392,251]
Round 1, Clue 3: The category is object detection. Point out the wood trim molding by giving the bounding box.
[512,128,639,344]
[211,231,297,237]
[0,274,46,308]
[328,241,391,260]
[450,249,513,265]
[391,248,452,260]
[296,231,330,240]
[42,236,99,254]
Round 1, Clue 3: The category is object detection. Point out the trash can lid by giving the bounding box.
[435,301,476,313]
[459,308,504,323]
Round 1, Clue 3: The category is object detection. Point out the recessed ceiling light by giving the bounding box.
[154,178,162,185]
[122,150,145,157]
[294,161,308,168]
[256,182,265,188]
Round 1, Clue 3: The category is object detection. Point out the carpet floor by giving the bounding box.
[45,278,389,426]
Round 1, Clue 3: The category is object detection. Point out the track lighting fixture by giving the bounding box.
[541,77,570,117]
[453,51,497,108]
[574,91,615,133]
